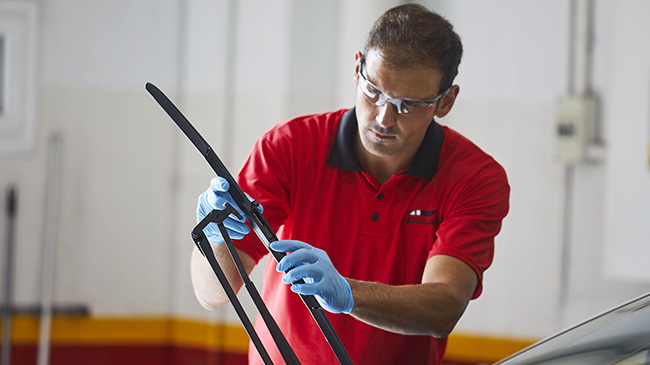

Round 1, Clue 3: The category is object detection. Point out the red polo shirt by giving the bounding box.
[235,108,509,364]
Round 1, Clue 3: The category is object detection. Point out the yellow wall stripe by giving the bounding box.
[445,332,538,363]
[3,315,536,362]
[5,316,249,352]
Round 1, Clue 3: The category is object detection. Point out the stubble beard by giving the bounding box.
[359,123,400,158]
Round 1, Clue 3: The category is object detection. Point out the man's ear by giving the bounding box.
[353,51,363,86]
[434,85,460,118]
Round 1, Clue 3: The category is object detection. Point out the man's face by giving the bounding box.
[353,50,454,162]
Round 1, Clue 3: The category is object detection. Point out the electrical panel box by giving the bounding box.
[556,95,596,164]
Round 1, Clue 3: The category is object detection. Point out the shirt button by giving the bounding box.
[376,193,384,200]
[371,214,379,221]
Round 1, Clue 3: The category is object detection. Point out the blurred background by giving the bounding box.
[0,0,649,364]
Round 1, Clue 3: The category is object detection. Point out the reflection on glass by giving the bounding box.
[496,292,650,365]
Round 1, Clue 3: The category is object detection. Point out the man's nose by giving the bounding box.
[376,102,397,128]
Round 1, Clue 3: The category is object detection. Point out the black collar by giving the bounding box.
[327,107,444,179]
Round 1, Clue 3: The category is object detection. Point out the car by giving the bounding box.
[495,291,650,364]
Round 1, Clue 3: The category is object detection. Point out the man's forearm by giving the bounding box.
[190,243,247,310]
[347,279,470,338]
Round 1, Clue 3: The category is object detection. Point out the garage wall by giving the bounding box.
[0,0,648,352]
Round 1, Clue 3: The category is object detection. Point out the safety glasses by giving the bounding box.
[358,55,449,115]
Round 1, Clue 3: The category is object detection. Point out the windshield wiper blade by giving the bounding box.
[145,82,352,365]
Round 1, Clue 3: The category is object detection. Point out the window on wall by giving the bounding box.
[0,2,38,156]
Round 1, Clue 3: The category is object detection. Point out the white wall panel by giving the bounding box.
[603,1,650,282]
[0,0,182,315]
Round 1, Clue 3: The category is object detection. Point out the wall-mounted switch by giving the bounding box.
[556,95,596,164]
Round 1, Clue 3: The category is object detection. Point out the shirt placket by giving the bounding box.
[360,188,389,238]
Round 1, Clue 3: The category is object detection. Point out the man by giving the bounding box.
[192,4,509,364]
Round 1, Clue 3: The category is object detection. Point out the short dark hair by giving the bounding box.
[364,3,463,91]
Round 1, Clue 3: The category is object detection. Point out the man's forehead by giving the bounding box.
[362,50,444,98]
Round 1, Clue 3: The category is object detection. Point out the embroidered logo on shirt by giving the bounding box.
[408,209,436,217]
[402,209,442,225]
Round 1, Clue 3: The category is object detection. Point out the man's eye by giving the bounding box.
[403,100,426,108]
[366,84,380,95]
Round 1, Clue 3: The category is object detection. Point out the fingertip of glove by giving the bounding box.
[270,241,288,253]
[275,260,285,273]
[210,176,230,192]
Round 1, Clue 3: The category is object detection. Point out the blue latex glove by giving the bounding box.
[196,176,262,244]
[271,240,354,314]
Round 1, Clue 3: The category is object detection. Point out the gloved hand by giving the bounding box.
[271,240,354,314]
[196,176,262,244]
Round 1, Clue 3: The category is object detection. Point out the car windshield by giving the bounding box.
[495,292,650,365]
